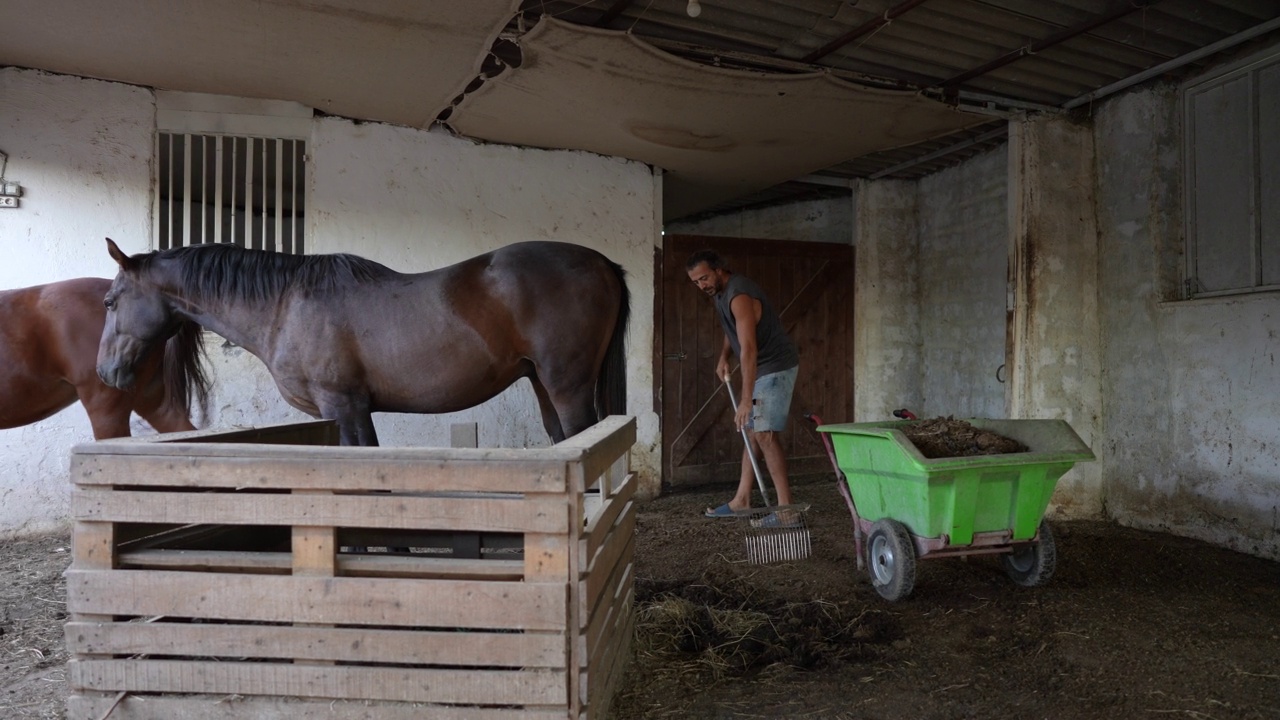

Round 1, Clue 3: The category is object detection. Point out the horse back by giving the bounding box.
[0,278,112,385]
[450,241,624,338]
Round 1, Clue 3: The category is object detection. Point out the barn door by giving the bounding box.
[660,235,855,487]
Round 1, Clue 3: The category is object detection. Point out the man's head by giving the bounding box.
[686,250,730,296]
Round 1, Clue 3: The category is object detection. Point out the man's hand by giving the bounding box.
[735,398,751,432]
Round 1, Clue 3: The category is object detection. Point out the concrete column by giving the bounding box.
[853,178,922,422]
[1007,113,1104,516]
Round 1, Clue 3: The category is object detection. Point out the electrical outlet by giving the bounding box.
[0,196,18,208]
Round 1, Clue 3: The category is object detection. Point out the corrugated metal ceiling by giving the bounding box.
[516,0,1280,218]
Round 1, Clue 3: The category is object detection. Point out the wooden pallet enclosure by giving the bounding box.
[66,416,637,720]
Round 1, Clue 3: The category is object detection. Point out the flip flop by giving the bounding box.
[704,503,738,519]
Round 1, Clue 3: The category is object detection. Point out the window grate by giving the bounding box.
[155,133,306,253]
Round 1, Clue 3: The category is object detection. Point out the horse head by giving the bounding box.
[97,238,184,391]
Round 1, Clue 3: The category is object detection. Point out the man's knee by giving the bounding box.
[752,430,782,449]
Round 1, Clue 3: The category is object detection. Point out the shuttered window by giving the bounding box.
[1183,47,1280,298]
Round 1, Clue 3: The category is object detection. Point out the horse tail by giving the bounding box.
[596,259,630,421]
[163,320,212,425]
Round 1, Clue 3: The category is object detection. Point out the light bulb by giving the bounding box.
[686,0,702,18]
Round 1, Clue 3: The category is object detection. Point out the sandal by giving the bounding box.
[704,503,739,519]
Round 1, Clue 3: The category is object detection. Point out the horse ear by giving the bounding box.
[105,238,135,271]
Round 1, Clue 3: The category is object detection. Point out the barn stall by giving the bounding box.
[1,2,1280,716]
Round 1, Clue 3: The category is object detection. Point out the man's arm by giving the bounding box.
[716,334,733,383]
[730,293,763,431]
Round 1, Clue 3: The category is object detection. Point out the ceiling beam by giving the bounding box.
[934,0,1162,91]
[1063,14,1280,110]
[868,125,1008,179]
[799,0,933,65]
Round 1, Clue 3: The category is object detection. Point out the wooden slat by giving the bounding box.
[583,584,636,712]
[71,520,114,571]
[585,473,637,560]
[70,659,565,705]
[85,420,337,447]
[67,694,567,720]
[117,549,526,580]
[71,450,567,493]
[553,416,636,490]
[66,569,568,631]
[583,505,637,615]
[293,489,336,576]
[72,489,568,534]
[66,621,567,668]
[583,557,633,660]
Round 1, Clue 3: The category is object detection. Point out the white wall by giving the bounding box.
[0,68,661,537]
[0,70,156,535]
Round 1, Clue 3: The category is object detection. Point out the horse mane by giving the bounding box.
[144,243,395,304]
[163,319,212,423]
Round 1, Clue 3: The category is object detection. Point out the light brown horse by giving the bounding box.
[96,239,629,446]
[0,277,210,439]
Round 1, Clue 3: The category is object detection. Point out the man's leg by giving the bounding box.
[728,443,758,510]
[752,430,792,506]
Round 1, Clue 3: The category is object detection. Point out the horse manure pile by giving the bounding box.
[900,416,1028,458]
[632,573,900,679]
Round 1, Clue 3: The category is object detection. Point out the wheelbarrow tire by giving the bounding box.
[866,519,916,602]
[1002,519,1057,587]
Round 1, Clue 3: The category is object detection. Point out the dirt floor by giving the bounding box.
[611,473,1280,720]
[2,474,1279,719]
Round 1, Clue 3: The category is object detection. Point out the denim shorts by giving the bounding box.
[748,365,798,432]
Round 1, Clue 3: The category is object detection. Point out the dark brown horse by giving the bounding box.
[0,277,210,439]
[96,239,629,446]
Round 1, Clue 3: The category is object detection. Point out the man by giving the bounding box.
[685,249,799,520]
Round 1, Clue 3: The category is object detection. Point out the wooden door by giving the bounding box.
[659,235,855,487]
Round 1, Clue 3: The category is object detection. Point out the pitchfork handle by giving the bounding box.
[724,377,771,508]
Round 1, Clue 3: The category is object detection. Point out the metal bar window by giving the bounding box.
[155,132,306,253]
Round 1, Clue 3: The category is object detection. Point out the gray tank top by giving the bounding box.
[715,274,799,376]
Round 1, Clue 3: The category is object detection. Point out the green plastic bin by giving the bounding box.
[816,419,1094,546]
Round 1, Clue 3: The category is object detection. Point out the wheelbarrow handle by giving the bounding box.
[804,412,865,571]
[803,413,844,480]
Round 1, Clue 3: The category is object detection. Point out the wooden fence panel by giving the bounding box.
[65,415,638,720]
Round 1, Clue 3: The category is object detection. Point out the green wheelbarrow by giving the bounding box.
[810,415,1095,602]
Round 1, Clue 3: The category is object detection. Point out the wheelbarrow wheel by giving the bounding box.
[1002,519,1057,587]
[866,519,916,602]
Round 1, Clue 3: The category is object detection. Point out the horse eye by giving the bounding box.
[104,299,115,310]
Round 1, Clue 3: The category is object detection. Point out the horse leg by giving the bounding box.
[135,394,197,434]
[545,383,601,440]
[77,385,136,440]
[331,411,379,447]
[529,377,568,444]
[307,388,380,447]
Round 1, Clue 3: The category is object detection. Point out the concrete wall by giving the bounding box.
[1093,80,1280,559]
[917,146,1008,419]
[852,178,923,421]
[1008,115,1105,516]
[0,67,661,537]
[665,194,852,244]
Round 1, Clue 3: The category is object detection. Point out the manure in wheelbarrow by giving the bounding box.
[899,416,1028,459]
